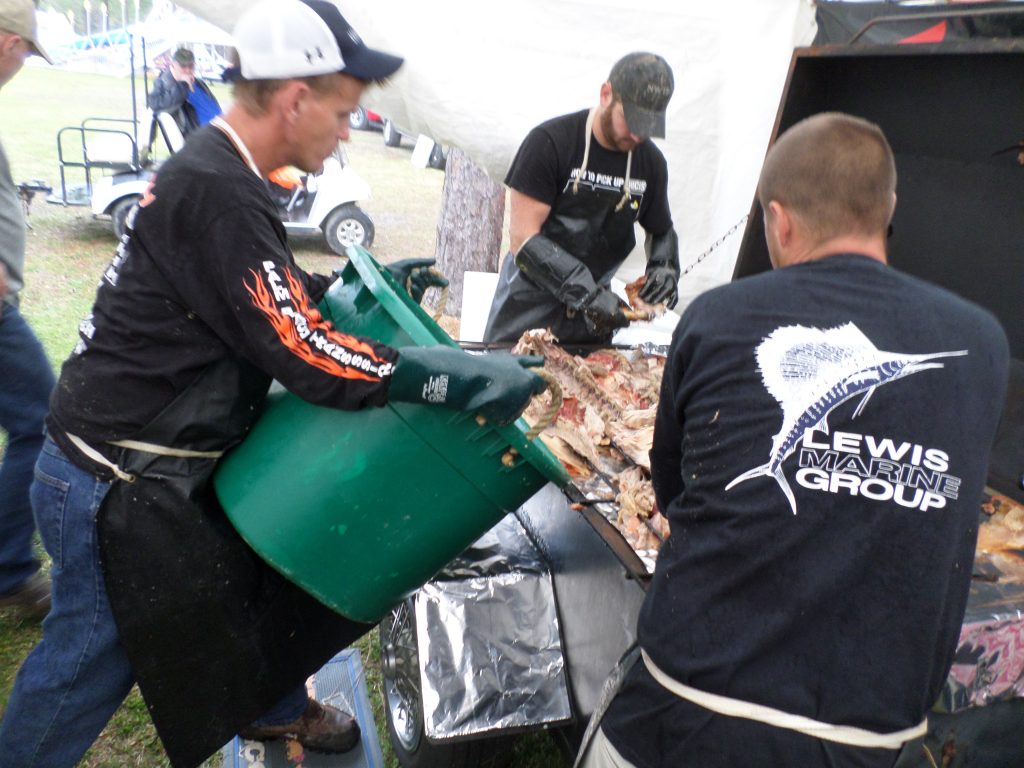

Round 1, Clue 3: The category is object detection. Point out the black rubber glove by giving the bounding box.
[515,234,598,311]
[638,264,679,308]
[639,228,680,309]
[583,287,631,334]
[386,258,449,304]
[390,345,547,425]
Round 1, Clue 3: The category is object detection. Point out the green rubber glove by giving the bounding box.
[390,346,547,425]
[385,258,449,304]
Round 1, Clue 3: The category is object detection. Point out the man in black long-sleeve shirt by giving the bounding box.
[0,2,545,766]
[582,113,1010,768]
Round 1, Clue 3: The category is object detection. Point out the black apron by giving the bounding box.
[96,358,372,768]
[484,117,639,345]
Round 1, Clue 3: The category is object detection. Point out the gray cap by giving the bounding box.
[172,47,194,66]
[609,52,673,139]
[0,0,51,64]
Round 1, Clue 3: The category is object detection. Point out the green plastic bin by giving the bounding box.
[213,246,568,623]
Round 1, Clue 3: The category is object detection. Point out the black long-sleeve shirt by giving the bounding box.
[48,126,397,472]
[603,254,1009,768]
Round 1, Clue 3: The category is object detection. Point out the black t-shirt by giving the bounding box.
[48,126,397,468]
[602,254,1009,768]
[481,109,673,344]
[505,108,673,244]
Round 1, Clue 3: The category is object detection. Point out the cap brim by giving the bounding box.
[340,46,403,81]
[622,101,666,140]
[29,39,52,65]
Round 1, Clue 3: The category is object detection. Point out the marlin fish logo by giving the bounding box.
[725,323,966,514]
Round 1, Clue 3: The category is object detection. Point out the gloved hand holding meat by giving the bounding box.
[390,345,548,425]
[637,228,680,308]
[582,286,631,334]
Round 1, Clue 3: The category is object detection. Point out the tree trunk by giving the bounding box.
[432,148,505,320]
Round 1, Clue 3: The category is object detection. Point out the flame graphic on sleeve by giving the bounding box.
[244,267,389,382]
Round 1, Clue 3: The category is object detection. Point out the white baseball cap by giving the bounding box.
[231,0,402,81]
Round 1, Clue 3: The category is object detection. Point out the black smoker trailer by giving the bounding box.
[377,39,1024,768]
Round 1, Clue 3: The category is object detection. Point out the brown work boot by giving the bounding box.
[239,699,360,754]
[0,570,51,620]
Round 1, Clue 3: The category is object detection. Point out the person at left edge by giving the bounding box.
[0,2,546,767]
[0,0,56,623]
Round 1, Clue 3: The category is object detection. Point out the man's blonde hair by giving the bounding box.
[757,112,896,240]
[226,49,346,114]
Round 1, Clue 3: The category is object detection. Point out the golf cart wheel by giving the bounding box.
[323,204,375,254]
[383,119,402,147]
[110,195,141,240]
[349,105,369,131]
[379,599,516,768]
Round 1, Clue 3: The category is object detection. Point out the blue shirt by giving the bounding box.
[187,86,221,126]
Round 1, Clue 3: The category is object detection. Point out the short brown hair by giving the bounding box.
[172,47,194,66]
[757,112,896,240]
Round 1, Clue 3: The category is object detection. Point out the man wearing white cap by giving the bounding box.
[0,0,55,626]
[0,1,547,766]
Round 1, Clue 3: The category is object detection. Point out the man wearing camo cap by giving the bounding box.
[484,51,680,346]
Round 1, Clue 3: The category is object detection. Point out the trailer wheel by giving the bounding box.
[383,119,402,148]
[110,195,141,240]
[323,204,375,254]
[379,599,516,768]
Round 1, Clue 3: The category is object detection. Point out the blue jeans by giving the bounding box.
[0,439,309,766]
[0,304,54,595]
[0,437,131,767]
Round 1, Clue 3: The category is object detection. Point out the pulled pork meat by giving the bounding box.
[514,329,669,555]
[976,491,1024,584]
[624,274,666,318]
[615,466,671,552]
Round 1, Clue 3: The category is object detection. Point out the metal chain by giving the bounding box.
[678,214,750,278]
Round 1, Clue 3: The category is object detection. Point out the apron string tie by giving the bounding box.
[614,151,633,212]
[573,107,633,212]
[109,439,224,459]
[66,433,137,483]
[65,434,227,484]
[573,107,599,196]
[641,649,927,750]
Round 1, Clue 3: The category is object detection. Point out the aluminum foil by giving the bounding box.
[414,515,573,739]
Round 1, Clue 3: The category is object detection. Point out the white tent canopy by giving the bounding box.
[174,0,817,311]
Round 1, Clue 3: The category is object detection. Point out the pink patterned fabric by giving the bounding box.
[944,614,1024,711]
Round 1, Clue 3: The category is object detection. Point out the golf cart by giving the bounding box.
[266,144,376,253]
[47,32,155,239]
[49,34,376,254]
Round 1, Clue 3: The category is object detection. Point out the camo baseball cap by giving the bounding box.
[0,0,51,64]
[609,52,673,139]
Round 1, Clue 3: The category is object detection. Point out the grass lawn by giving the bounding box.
[0,66,564,767]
